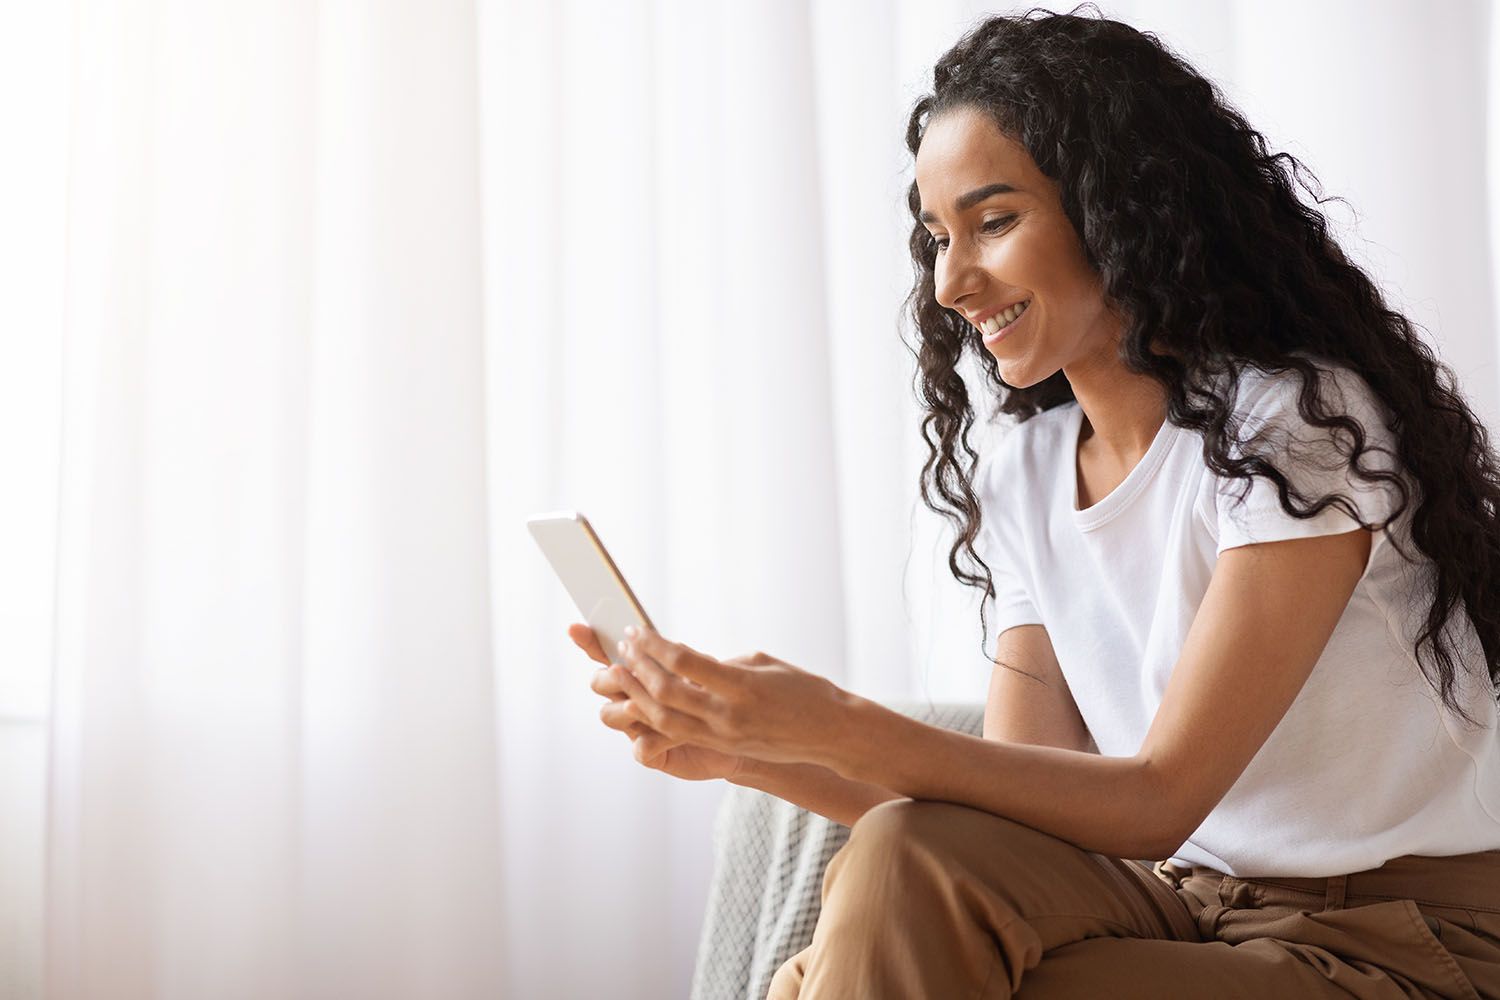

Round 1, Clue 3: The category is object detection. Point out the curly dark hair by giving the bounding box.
[905,4,1500,727]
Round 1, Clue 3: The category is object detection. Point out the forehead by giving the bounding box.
[915,108,1035,211]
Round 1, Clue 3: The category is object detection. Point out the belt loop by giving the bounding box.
[1153,860,1189,889]
[1324,874,1348,911]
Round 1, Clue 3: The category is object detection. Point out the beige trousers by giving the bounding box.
[767,798,1500,999]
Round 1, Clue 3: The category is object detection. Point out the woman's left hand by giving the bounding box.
[610,626,852,768]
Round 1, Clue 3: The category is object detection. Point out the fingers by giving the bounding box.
[633,731,668,767]
[567,623,611,665]
[598,671,669,741]
[626,628,735,692]
[619,637,719,718]
[598,689,649,733]
[612,657,714,745]
[597,675,672,749]
[589,665,630,701]
[578,626,707,754]
[596,666,668,738]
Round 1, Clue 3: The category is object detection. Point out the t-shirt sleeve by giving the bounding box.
[1214,364,1407,557]
[977,515,1044,634]
[974,442,1045,636]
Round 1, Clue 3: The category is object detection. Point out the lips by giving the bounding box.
[970,298,1030,328]
[981,300,1030,345]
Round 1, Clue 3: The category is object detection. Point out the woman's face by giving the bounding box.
[915,106,1122,387]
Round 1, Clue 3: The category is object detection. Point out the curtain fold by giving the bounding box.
[45,1,505,997]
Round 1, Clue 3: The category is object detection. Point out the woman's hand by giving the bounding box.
[567,623,749,782]
[609,626,851,767]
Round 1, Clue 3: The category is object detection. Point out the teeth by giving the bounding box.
[978,299,1029,336]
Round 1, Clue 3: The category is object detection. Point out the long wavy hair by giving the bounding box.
[907,4,1500,726]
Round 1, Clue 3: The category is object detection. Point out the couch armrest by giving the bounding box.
[688,700,985,1000]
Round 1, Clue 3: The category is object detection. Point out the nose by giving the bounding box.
[933,242,983,315]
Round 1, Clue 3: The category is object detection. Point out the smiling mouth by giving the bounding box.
[978,299,1031,344]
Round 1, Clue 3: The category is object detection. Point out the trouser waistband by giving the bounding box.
[1165,849,1500,911]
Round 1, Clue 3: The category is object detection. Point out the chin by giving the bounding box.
[993,357,1044,390]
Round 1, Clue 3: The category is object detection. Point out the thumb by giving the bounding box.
[567,623,611,665]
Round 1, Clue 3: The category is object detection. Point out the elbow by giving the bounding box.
[1136,757,1199,862]
[1148,802,1197,863]
[1133,817,1191,864]
[1145,826,1192,865]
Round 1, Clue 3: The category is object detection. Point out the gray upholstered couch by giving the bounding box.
[688,701,986,1000]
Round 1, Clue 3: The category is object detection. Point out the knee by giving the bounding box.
[849,797,936,842]
[846,798,1068,871]
[818,802,969,921]
[852,797,918,839]
[826,800,942,886]
[848,798,1001,854]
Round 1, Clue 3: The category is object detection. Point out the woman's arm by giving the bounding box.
[617,526,1368,861]
[730,625,1094,828]
[615,639,1172,857]
[727,757,905,827]
[826,700,1173,858]
[821,527,1373,861]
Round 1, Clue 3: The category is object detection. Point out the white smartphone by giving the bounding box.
[525,510,656,664]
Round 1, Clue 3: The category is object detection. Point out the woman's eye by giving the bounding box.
[931,216,1015,253]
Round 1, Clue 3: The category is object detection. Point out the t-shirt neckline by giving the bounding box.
[1069,402,1182,530]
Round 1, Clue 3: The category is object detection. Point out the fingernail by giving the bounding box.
[616,639,627,654]
[624,625,638,638]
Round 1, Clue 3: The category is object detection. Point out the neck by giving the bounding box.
[1067,357,1168,463]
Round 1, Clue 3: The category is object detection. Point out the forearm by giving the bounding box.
[820,693,1179,860]
[728,756,906,828]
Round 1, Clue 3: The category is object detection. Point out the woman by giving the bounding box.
[570,7,1500,997]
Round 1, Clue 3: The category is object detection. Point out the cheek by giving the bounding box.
[1024,246,1099,308]
[986,229,1053,277]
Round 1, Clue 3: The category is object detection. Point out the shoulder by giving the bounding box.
[1223,354,1398,460]
[1000,401,1078,461]
[1209,353,1410,549]
[1230,354,1390,426]
[977,402,1077,502]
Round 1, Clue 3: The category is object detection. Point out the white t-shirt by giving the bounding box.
[975,356,1500,876]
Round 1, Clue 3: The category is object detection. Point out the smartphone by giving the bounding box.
[525,510,656,664]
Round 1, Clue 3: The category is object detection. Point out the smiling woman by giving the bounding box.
[754,4,1500,999]
[914,111,1114,376]
[566,5,1500,998]
[897,8,1500,729]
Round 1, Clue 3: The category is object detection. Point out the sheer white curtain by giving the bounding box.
[3,1,1498,998]
[38,0,504,998]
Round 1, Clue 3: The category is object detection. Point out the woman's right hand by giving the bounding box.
[567,623,751,783]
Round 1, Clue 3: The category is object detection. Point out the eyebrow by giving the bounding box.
[918,182,1023,225]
